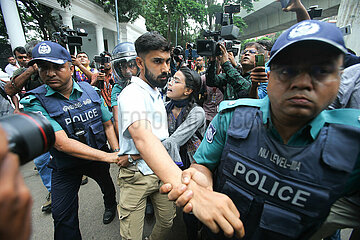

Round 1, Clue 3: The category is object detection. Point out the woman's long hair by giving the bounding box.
[178,66,202,122]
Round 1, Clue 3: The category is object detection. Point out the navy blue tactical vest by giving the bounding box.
[212,106,360,240]
[29,82,107,169]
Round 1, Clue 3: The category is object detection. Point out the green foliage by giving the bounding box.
[142,0,207,46]
[92,0,143,22]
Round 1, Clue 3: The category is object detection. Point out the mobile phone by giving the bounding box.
[280,0,290,8]
[255,54,265,67]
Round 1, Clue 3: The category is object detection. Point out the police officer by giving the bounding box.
[163,20,360,239]
[110,42,139,136]
[21,41,120,239]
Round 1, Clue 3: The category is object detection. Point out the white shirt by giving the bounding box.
[4,63,19,77]
[117,76,168,174]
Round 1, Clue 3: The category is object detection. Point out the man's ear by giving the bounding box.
[136,56,144,70]
[70,64,75,74]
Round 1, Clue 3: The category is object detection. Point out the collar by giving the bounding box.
[44,79,83,97]
[131,76,161,100]
[262,97,322,141]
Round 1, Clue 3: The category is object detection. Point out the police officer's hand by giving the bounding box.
[160,167,245,238]
[0,127,32,240]
[116,155,130,168]
[160,167,212,210]
[104,152,121,164]
[71,55,81,67]
[189,181,245,238]
[250,66,268,84]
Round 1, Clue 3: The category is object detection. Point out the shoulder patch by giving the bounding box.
[206,123,216,143]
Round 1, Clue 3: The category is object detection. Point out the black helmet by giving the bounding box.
[111,42,139,84]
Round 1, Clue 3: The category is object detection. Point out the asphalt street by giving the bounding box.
[20,161,353,240]
[20,161,187,240]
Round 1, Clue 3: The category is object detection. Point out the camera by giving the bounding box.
[52,25,88,55]
[0,112,55,165]
[94,53,111,89]
[197,4,240,56]
[173,46,184,63]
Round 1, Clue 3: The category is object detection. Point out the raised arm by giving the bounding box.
[128,119,245,238]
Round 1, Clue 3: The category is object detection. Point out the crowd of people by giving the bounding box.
[0,0,360,240]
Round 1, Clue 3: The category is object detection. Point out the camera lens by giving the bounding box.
[0,112,55,164]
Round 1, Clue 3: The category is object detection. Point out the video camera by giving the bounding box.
[197,4,240,56]
[52,25,88,55]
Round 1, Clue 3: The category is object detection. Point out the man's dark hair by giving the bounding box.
[135,31,170,57]
[7,55,14,59]
[244,42,265,55]
[13,46,26,56]
[256,39,273,52]
[76,51,89,58]
[102,51,111,57]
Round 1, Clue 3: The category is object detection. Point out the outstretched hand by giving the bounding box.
[160,167,245,238]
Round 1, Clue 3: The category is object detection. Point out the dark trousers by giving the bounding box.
[51,161,116,240]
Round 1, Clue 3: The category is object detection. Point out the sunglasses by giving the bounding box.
[16,56,27,60]
[241,49,257,55]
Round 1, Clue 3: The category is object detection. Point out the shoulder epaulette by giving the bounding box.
[219,97,268,112]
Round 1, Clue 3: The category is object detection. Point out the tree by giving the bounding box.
[0,0,143,43]
[143,0,207,46]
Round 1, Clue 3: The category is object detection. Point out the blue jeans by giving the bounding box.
[33,152,52,192]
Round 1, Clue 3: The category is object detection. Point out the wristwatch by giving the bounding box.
[127,154,134,164]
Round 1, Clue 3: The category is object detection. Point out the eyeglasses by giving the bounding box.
[196,59,203,62]
[16,56,27,60]
[271,64,343,82]
[241,49,257,55]
[168,77,184,85]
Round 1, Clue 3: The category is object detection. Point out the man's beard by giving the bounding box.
[144,64,169,88]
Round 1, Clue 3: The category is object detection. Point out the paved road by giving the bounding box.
[21,161,187,240]
[21,161,353,240]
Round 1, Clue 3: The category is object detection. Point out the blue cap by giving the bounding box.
[29,41,72,65]
[268,20,347,65]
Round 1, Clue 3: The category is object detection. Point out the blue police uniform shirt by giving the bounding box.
[20,80,112,132]
[194,97,360,194]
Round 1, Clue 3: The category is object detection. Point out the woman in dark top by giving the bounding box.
[162,66,206,240]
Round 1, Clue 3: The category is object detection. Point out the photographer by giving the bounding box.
[72,51,98,85]
[0,126,32,240]
[5,41,42,97]
[93,51,114,111]
[206,43,252,100]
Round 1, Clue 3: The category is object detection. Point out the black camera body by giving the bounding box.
[173,46,184,63]
[52,25,88,55]
[197,4,240,56]
[0,112,55,165]
[94,53,111,89]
